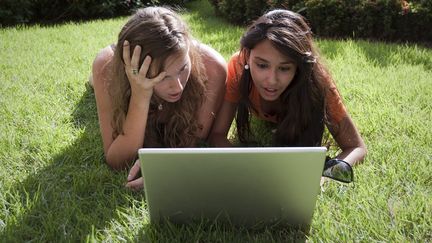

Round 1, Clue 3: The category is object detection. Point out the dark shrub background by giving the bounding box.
[0,0,190,26]
[1,0,430,43]
[210,0,432,44]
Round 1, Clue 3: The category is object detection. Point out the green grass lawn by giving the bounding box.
[1,0,431,241]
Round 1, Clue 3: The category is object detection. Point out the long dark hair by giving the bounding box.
[110,7,206,147]
[236,9,332,146]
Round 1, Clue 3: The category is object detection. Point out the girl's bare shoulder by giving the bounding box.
[92,45,115,88]
[194,41,227,88]
[194,41,226,69]
[93,45,115,70]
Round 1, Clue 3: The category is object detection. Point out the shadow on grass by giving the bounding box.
[0,84,139,241]
[0,84,309,242]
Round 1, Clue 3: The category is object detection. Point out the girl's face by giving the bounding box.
[153,50,191,103]
[248,39,298,101]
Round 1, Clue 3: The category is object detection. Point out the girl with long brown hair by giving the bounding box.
[209,9,366,168]
[91,7,226,189]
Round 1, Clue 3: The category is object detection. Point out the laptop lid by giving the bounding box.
[138,147,326,228]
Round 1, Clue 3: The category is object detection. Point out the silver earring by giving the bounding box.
[244,64,249,70]
[158,103,163,111]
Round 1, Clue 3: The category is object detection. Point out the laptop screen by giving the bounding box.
[139,147,326,228]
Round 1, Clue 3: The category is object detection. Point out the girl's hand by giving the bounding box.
[125,159,144,191]
[123,40,166,99]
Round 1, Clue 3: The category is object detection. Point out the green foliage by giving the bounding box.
[304,0,425,41]
[0,0,190,26]
[305,0,358,38]
[269,0,307,14]
[213,0,269,24]
[393,0,432,42]
[153,0,192,5]
[218,0,248,24]
[209,0,432,43]
[0,0,33,25]
[244,0,268,23]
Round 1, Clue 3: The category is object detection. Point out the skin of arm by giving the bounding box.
[321,115,367,186]
[208,100,238,147]
[328,115,367,166]
[92,47,116,159]
[93,43,165,170]
[195,43,227,140]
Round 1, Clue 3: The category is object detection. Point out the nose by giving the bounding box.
[169,76,184,93]
[266,68,278,86]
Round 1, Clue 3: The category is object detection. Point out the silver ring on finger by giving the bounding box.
[132,68,138,75]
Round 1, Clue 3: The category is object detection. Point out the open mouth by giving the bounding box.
[168,92,182,100]
[263,87,278,96]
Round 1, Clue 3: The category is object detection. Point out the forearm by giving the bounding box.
[336,146,367,166]
[209,133,233,147]
[208,101,237,148]
[106,95,151,169]
[330,115,368,167]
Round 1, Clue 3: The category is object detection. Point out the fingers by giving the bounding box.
[122,40,142,73]
[139,55,152,78]
[139,56,166,83]
[131,45,141,70]
[127,159,141,182]
[126,177,144,191]
[126,160,144,191]
[122,41,166,87]
[152,70,167,84]
[122,40,131,67]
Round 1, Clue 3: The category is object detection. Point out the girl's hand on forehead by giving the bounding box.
[123,40,166,99]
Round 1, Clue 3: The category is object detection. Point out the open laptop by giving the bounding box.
[138,147,326,229]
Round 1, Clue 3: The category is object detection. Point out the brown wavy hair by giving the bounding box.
[236,9,334,146]
[110,7,206,147]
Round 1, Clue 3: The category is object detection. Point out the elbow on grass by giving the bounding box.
[208,133,232,147]
[105,153,133,171]
[359,145,368,164]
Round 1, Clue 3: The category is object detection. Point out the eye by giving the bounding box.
[279,66,292,72]
[161,76,172,82]
[255,63,268,69]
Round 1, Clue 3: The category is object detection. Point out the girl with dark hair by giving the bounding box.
[209,9,366,167]
[91,7,226,189]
